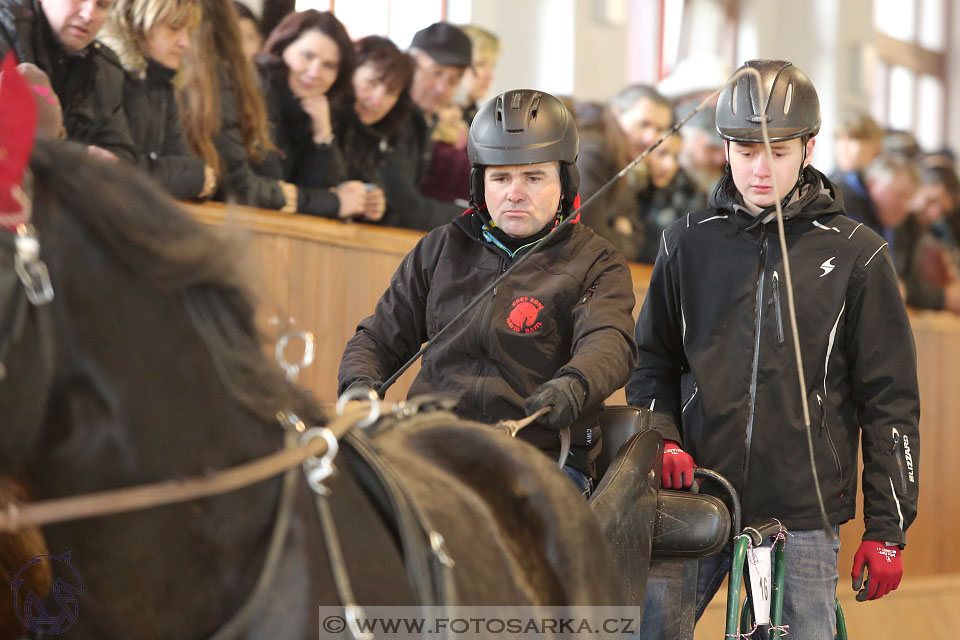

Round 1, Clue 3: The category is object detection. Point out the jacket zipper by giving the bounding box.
[771,270,784,344]
[742,231,768,495]
[681,384,699,413]
[471,260,505,414]
[817,394,843,482]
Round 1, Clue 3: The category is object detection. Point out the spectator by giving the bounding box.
[832,109,883,180]
[378,22,470,230]
[609,84,673,159]
[0,0,135,160]
[897,165,960,312]
[177,0,295,211]
[458,24,500,124]
[631,132,706,263]
[339,36,414,207]
[839,154,920,242]
[574,100,644,256]
[258,10,383,221]
[98,0,217,200]
[418,25,501,208]
[232,1,262,65]
[883,128,921,160]
[676,102,726,197]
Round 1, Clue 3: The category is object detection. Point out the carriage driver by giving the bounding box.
[338,89,639,494]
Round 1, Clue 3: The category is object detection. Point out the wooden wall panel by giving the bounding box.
[192,202,957,579]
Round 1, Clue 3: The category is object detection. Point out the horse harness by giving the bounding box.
[0,225,457,640]
[0,223,54,387]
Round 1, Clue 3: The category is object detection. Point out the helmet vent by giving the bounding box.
[530,94,541,119]
[731,83,738,115]
[784,82,793,114]
[510,92,522,109]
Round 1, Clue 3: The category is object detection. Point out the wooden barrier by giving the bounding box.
[191,202,957,580]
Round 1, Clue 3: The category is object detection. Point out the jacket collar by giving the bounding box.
[710,165,845,231]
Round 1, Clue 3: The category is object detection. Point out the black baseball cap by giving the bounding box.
[410,22,472,67]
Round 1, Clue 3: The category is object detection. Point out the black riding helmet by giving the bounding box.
[716,60,820,143]
[467,89,580,212]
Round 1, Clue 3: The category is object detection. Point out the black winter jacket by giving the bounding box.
[97,25,204,199]
[339,211,639,474]
[626,167,920,545]
[212,65,286,210]
[0,0,135,161]
[379,107,463,231]
[259,64,347,218]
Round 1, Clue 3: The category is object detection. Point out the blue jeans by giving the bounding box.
[562,466,593,497]
[641,527,840,639]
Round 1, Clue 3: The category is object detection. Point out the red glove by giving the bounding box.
[661,441,695,489]
[852,541,903,601]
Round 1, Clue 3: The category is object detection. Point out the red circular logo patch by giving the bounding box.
[507,296,544,333]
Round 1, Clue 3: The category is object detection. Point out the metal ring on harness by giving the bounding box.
[300,427,339,494]
[336,387,381,429]
[275,330,315,381]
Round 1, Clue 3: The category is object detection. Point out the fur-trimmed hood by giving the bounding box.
[97,18,149,79]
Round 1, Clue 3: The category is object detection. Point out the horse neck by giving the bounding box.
[24,208,291,638]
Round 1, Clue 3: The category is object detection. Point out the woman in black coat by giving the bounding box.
[258,10,384,221]
[99,0,216,200]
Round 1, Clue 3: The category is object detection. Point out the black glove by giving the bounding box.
[524,376,586,428]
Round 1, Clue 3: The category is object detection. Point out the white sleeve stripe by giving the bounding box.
[649,399,656,411]
[697,215,728,224]
[865,243,888,266]
[823,301,845,397]
[888,476,905,531]
[661,231,669,256]
[848,223,863,239]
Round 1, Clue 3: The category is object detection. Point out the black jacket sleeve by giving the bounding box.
[379,118,462,231]
[846,243,920,546]
[624,224,686,444]
[557,246,639,406]
[337,232,437,393]
[213,69,285,210]
[146,86,205,199]
[87,46,136,162]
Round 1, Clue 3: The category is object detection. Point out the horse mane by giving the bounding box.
[29,140,323,425]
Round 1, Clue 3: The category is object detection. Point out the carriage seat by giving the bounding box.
[592,406,731,559]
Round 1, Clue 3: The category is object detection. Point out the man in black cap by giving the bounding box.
[378,22,472,231]
[340,90,638,494]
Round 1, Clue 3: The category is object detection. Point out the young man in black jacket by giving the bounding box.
[628,60,920,638]
[339,90,638,493]
[0,0,135,160]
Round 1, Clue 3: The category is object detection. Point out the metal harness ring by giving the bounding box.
[335,387,380,430]
[275,330,315,382]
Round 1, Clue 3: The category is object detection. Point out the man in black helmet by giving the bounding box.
[339,89,638,492]
[627,60,919,638]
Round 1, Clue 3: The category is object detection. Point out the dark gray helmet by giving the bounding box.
[467,90,580,209]
[716,60,820,143]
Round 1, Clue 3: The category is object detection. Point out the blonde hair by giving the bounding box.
[107,0,200,53]
[459,25,500,61]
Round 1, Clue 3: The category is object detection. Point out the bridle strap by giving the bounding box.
[0,406,370,533]
[208,430,300,640]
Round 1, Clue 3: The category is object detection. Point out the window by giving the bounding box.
[293,0,446,46]
[872,0,948,150]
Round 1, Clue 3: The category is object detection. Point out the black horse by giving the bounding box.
[0,141,624,638]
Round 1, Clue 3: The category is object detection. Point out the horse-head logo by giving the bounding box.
[506,296,544,333]
[11,552,83,634]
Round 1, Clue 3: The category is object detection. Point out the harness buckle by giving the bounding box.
[14,225,53,306]
[300,426,339,494]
